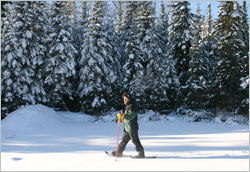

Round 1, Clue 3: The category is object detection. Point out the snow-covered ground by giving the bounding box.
[1,105,249,171]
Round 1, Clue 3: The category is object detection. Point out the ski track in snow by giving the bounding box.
[1,105,249,171]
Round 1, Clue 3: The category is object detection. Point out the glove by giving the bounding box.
[118,118,123,124]
[117,112,125,123]
[117,112,125,119]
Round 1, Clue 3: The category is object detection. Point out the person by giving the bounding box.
[111,93,145,158]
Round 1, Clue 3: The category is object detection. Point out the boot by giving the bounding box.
[133,151,145,158]
[111,150,123,157]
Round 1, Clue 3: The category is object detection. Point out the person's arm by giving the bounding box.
[124,109,136,120]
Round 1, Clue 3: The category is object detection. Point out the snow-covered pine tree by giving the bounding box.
[120,1,138,68]
[123,2,145,111]
[199,2,217,109]
[241,1,249,57]
[149,3,179,111]
[201,3,216,77]
[45,1,77,110]
[185,2,209,110]
[63,1,75,23]
[99,2,124,110]
[79,1,119,115]
[135,1,155,110]
[1,2,21,117]
[104,8,123,110]
[114,2,127,70]
[212,2,247,113]
[149,2,168,111]
[2,2,49,117]
[195,1,202,40]
[117,1,123,34]
[71,2,88,57]
[68,1,90,112]
[237,2,249,115]
[168,1,195,106]
[72,2,90,69]
[1,1,10,19]
[122,1,137,38]
[201,3,212,41]
[123,2,155,111]
[156,2,169,54]
[3,2,48,106]
[33,1,50,99]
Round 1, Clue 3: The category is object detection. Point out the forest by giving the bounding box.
[1,1,249,119]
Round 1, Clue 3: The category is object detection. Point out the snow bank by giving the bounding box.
[1,104,96,132]
[1,104,62,132]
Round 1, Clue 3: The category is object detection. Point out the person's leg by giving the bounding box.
[129,129,144,158]
[117,131,131,154]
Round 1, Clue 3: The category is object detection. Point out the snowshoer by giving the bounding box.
[111,93,145,158]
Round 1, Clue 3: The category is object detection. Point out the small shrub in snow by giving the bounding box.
[177,107,216,122]
[138,110,168,122]
[214,113,249,125]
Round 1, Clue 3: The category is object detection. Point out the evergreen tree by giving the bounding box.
[149,2,170,111]
[105,13,123,110]
[63,1,76,23]
[120,1,139,67]
[185,2,209,109]
[158,3,180,110]
[45,1,77,110]
[200,3,217,109]
[123,2,143,105]
[168,1,195,106]
[68,1,90,112]
[212,2,247,113]
[1,2,21,116]
[151,22,179,110]
[185,3,209,109]
[78,1,119,114]
[195,1,202,40]
[202,3,216,76]
[2,2,49,116]
[122,1,139,40]
[237,2,249,115]
[123,2,155,111]
[116,2,127,69]
[1,1,9,18]
[117,1,123,34]
[201,3,212,40]
[241,1,249,56]
[136,1,155,110]
[157,2,169,54]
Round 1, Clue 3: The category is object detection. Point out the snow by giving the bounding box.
[1,105,249,171]
[6,79,12,86]
[25,30,32,38]
[92,97,100,107]
[241,77,249,89]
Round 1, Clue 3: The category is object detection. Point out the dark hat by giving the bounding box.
[122,92,131,99]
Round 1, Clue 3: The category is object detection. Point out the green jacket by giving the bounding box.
[124,100,138,133]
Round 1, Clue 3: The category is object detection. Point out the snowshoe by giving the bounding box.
[105,151,123,157]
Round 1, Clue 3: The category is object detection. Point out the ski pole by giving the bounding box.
[115,122,120,161]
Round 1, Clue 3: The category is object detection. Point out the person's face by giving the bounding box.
[123,96,129,104]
